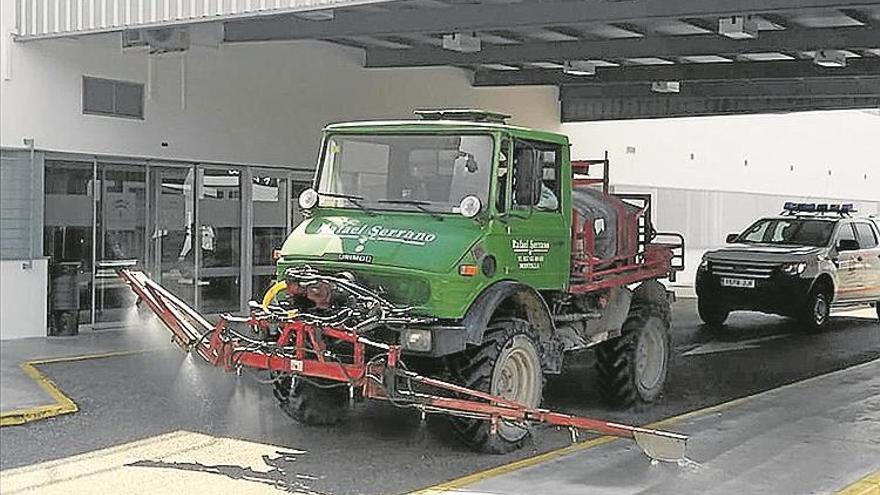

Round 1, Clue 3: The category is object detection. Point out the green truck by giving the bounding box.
[266,110,685,453]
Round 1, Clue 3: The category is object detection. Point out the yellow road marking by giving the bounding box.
[0,349,162,427]
[409,358,880,495]
[837,471,880,495]
[408,396,751,495]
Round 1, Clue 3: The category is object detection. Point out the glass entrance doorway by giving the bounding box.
[94,162,147,324]
[43,156,310,329]
[150,166,197,307]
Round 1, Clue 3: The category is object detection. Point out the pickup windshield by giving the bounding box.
[736,218,836,247]
[316,134,493,213]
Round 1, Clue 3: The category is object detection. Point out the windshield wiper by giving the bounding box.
[377,199,444,221]
[320,192,376,216]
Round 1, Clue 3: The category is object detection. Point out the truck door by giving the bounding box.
[502,138,568,289]
[853,221,880,301]
[833,222,861,303]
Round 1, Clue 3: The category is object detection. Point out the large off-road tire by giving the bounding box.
[273,376,349,425]
[446,318,544,454]
[595,301,672,407]
[697,298,730,328]
[798,287,831,332]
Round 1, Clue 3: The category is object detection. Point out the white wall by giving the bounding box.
[564,110,880,201]
[1,20,559,168]
[0,259,48,339]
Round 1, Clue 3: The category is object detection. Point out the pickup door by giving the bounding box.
[853,221,880,301]
[833,223,862,303]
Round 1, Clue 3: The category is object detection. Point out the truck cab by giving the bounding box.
[696,203,880,330]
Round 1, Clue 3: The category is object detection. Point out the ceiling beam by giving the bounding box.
[559,76,880,99]
[364,25,880,68]
[561,95,880,120]
[223,0,880,42]
[472,59,880,86]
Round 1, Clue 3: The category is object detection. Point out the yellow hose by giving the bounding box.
[261,281,288,312]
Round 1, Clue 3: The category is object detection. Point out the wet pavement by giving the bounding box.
[0,301,877,495]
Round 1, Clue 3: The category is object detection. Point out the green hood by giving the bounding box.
[280,211,480,273]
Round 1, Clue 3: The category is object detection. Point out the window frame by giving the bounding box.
[82,76,145,120]
[835,222,858,247]
[510,138,562,213]
[854,222,879,249]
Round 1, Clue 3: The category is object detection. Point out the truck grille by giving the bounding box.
[710,261,779,279]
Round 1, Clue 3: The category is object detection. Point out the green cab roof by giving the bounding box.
[323,119,568,145]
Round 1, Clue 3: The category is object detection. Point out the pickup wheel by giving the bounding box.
[446,317,543,454]
[273,376,349,426]
[697,298,729,327]
[596,302,672,407]
[798,288,831,332]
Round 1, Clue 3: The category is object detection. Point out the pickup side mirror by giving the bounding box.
[837,239,860,252]
[726,233,739,243]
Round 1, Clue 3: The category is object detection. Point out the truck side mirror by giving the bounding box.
[726,233,739,243]
[514,149,537,207]
[837,239,860,251]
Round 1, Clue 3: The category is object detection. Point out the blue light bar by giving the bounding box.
[783,202,856,214]
[797,203,817,212]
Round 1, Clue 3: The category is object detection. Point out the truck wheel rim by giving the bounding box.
[635,320,667,393]
[491,335,541,440]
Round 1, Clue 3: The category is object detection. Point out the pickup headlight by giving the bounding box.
[781,262,807,276]
[698,258,709,271]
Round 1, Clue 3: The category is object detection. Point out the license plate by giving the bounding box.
[721,277,755,289]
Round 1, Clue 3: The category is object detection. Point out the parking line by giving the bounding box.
[408,358,880,495]
[0,349,162,427]
[836,471,880,495]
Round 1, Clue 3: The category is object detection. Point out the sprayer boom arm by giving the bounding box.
[119,269,687,462]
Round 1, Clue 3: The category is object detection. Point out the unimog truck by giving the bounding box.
[269,110,684,451]
[120,109,686,457]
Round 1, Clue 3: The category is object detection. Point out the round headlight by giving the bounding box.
[299,188,319,210]
[459,195,482,218]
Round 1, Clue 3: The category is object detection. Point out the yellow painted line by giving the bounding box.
[409,358,880,495]
[409,395,751,495]
[837,471,880,495]
[0,349,163,427]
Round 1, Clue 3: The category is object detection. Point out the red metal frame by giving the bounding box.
[119,269,687,461]
[568,155,684,293]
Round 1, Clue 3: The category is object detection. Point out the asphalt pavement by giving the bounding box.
[0,301,877,495]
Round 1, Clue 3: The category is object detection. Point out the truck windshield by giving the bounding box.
[316,134,493,213]
[737,218,836,247]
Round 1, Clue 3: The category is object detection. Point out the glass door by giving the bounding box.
[252,173,290,299]
[150,165,197,306]
[94,162,147,324]
[198,167,242,314]
[43,160,95,325]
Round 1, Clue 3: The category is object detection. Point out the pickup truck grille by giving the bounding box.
[710,261,780,279]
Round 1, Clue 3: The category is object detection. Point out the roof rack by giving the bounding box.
[413,108,511,124]
[781,202,856,217]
